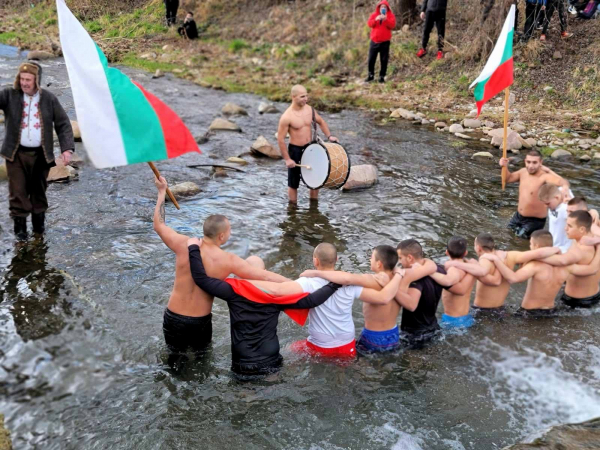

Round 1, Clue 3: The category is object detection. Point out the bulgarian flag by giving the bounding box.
[470,5,515,116]
[225,278,311,326]
[56,0,199,168]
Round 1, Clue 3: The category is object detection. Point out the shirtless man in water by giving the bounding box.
[445,233,558,312]
[531,211,600,308]
[499,149,570,239]
[482,230,600,315]
[153,177,289,361]
[278,84,338,203]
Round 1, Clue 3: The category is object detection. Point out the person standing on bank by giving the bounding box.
[366,0,396,83]
[277,85,338,204]
[417,0,448,59]
[0,62,74,240]
[164,0,179,26]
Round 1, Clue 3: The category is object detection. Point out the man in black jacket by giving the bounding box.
[0,62,74,240]
[417,0,448,59]
[188,240,342,377]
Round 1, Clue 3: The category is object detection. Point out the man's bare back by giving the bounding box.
[442,271,476,317]
[561,241,598,298]
[520,262,568,310]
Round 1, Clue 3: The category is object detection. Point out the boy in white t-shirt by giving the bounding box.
[538,183,572,254]
[249,243,406,358]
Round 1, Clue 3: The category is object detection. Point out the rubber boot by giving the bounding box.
[32,212,45,234]
[13,217,27,241]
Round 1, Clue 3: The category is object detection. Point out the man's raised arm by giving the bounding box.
[153,176,188,252]
[499,158,521,184]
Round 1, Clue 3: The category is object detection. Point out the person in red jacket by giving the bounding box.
[366,0,396,83]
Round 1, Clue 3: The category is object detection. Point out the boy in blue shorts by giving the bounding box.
[429,236,476,328]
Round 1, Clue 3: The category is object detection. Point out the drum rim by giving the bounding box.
[300,143,331,190]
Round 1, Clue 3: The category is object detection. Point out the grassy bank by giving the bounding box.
[1,0,598,143]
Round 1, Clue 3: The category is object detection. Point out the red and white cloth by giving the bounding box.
[20,91,42,148]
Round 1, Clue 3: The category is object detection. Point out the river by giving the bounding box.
[1,44,599,450]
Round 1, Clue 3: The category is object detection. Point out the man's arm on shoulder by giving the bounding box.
[359,273,403,305]
[429,266,462,288]
[542,170,570,192]
[299,270,382,290]
[229,254,290,283]
[402,259,437,284]
[447,273,475,296]
[510,247,561,266]
[395,286,422,312]
[493,258,537,284]
[153,178,188,252]
[540,246,583,266]
[568,244,600,276]
[248,280,304,296]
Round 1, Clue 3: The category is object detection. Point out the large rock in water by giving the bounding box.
[0,164,7,182]
[71,120,81,141]
[472,152,494,159]
[448,124,464,133]
[389,108,415,120]
[551,149,572,159]
[488,128,522,151]
[251,135,281,159]
[342,165,378,191]
[258,102,278,114]
[221,103,248,116]
[27,50,54,60]
[463,118,481,129]
[209,118,241,132]
[167,182,200,200]
[47,163,77,182]
[503,417,600,450]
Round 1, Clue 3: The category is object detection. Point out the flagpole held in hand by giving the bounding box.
[502,88,509,190]
[148,162,180,209]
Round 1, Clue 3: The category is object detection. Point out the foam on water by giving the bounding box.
[462,338,600,441]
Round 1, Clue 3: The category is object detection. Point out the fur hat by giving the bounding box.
[14,62,42,91]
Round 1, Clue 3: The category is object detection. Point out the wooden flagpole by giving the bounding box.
[148,162,180,210]
[501,87,510,190]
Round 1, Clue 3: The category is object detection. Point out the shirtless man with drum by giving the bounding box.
[277,85,339,204]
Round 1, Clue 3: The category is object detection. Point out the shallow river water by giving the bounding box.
[1,44,600,450]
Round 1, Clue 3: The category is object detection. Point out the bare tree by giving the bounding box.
[393,0,418,26]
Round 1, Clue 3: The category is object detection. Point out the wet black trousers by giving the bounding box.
[367,40,391,78]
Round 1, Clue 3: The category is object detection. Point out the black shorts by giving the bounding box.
[232,354,283,378]
[399,327,441,350]
[561,291,600,308]
[471,305,509,319]
[287,143,309,189]
[514,307,558,318]
[163,308,212,354]
[508,212,546,240]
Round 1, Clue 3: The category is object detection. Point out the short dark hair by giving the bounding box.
[397,239,423,259]
[314,243,337,268]
[531,230,553,247]
[569,210,592,231]
[447,236,468,259]
[475,233,495,252]
[374,245,399,271]
[187,11,194,15]
[526,149,543,159]
[203,214,229,239]
[568,196,588,209]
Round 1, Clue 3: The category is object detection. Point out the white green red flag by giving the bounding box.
[470,5,515,116]
[56,0,200,168]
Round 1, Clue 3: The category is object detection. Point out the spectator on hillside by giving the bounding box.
[416,0,448,60]
[164,0,179,26]
[540,0,572,40]
[366,0,396,83]
[178,12,198,39]
[523,0,546,40]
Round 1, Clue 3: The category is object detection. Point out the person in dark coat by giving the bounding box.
[178,12,198,39]
[164,0,179,26]
[417,0,448,59]
[366,0,397,83]
[0,62,74,240]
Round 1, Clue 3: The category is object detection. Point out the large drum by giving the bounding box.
[300,142,351,190]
